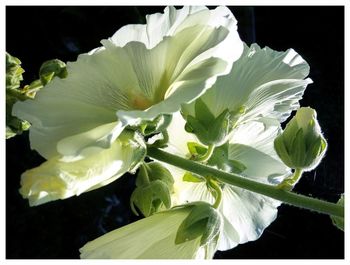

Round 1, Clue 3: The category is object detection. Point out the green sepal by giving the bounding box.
[185,115,209,144]
[182,172,205,183]
[135,162,174,189]
[39,59,67,85]
[131,162,174,217]
[118,130,147,174]
[330,194,344,231]
[130,180,171,217]
[187,142,207,157]
[208,109,231,145]
[138,114,172,136]
[291,128,306,167]
[147,131,169,148]
[184,100,234,146]
[207,142,247,173]
[175,202,222,246]
[274,134,294,168]
[194,98,215,127]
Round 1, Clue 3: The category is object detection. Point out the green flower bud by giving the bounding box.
[274,107,327,171]
[130,162,174,217]
[39,59,67,85]
[6,52,24,91]
[175,201,222,246]
[6,52,31,138]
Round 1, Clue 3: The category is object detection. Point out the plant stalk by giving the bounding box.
[147,147,344,218]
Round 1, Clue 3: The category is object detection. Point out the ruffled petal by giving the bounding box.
[111,6,237,49]
[182,43,311,124]
[19,131,146,206]
[115,21,241,125]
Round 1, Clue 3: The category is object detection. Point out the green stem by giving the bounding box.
[277,168,303,190]
[206,177,223,209]
[147,147,344,218]
[196,144,215,162]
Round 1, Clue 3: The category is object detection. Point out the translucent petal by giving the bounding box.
[111,6,236,49]
[19,132,146,206]
[115,23,235,125]
[218,185,279,250]
[12,46,134,159]
[80,208,205,259]
[229,143,289,183]
[230,121,281,158]
[229,121,290,182]
[182,43,311,124]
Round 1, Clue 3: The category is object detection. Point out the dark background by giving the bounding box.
[6,6,344,259]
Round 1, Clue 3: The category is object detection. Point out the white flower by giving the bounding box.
[182,43,312,127]
[13,6,243,161]
[161,112,289,251]
[12,6,243,205]
[80,203,222,259]
[19,131,145,206]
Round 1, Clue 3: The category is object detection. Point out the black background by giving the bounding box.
[6,6,344,259]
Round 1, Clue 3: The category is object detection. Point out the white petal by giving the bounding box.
[111,6,236,49]
[243,78,312,123]
[115,22,235,125]
[182,43,311,124]
[218,186,279,250]
[19,132,145,206]
[12,45,138,158]
[230,121,281,158]
[80,208,202,259]
[229,143,289,183]
[14,7,242,160]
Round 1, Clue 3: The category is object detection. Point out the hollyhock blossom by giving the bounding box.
[12,6,243,205]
